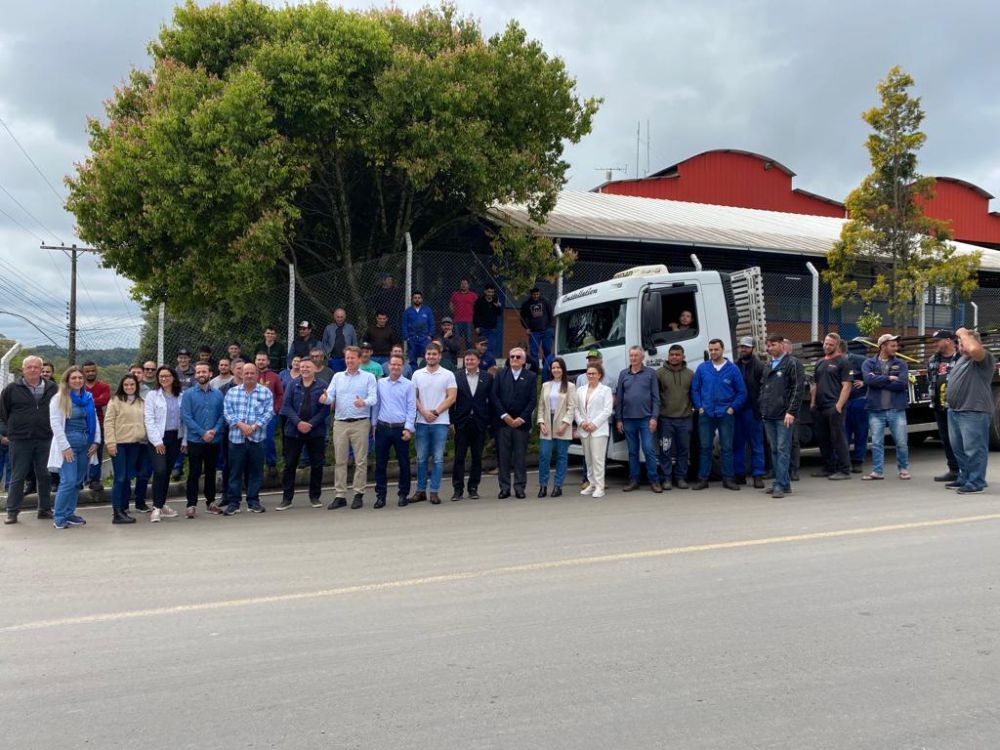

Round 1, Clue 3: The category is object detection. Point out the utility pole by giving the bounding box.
[40,243,98,365]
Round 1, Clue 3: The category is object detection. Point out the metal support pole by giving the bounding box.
[805,262,819,342]
[918,285,926,335]
[287,263,296,350]
[971,301,979,330]
[157,302,165,365]
[0,341,23,387]
[404,232,413,361]
[690,253,702,271]
[554,239,564,299]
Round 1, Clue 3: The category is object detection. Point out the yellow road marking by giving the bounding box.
[5,512,1000,633]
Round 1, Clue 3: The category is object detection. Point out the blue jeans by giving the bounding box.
[415,423,448,492]
[538,438,570,488]
[111,443,145,512]
[479,327,502,357]
[732,407,765,477]
[374,423,412,500]
[846,398,869,464]
[528,329,555,368]
[54,432,89,524]
[264,416,278,467]
[868,409,908,475]
[658,417,692,483]
[948,410,991,490]
[0,443,9,491]
[698,412,735,480]
[763,419,793,492]
[623,417,658,483]
[227,441,264,507]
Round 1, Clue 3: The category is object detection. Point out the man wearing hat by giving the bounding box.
[577,349,616,490]
[927,330,961,482]
[175,349,196,391]
[438,317,462,370]
[861,333,910,480]
[288,321,321,362]
[519,287,555,370]
[733,336,766,488]
[474,337,497,375]
[359,342,384,378]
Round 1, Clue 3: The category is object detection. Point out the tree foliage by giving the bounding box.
[489,225,576,299]
[823,66,980,330]
[66,0,599,331]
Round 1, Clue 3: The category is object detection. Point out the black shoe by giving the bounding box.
[374,498,386,509]
[112,509,136,525]
[691,480,709,491]
[248,503,266,513]
[722,480,741,491]
[327,498,346,510]
[451,492,463,501]
[515,490,526,499]
[811,470,832,478]
[851,463,864,474]
[734,475,747,485]
[674,479,689,490]
[468,489,480,500]
[827,472,851,481]
[752,476,765,489]
[538,486,547,498]
[397,497,408,507]
[36,509,53,520]
[351,495,364,510]
[551,487,562,497]
[498,490,511,499]
[276,499,293,511]
[134,503,152,513]
[935,471,958,482]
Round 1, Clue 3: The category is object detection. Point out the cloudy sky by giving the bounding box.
[1,0,998,348]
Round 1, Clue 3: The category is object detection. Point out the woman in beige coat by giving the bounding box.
[104,374,147,524]
[536,357,576,497]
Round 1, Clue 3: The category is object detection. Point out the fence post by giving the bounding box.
[0,341,23,387]
[971,301,979,330]
[287,263,296,349]
[918,285,926,335]
[554,239,564,299]
[157,302,165,365]
[805,262,819,342]
[404,232,413,307]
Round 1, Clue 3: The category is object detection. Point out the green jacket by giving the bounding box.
[656,364,694,418]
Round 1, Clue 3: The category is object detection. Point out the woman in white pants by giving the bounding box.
[575,363,614,498]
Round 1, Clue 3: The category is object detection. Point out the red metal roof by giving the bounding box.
[920,177,1000,247]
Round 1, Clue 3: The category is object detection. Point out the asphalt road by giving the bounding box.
[3,444,999,749]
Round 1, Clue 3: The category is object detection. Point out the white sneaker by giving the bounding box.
[150,508,161,523]
[593,489,605,498]
[159,505,178,518]
[580,486,594,495]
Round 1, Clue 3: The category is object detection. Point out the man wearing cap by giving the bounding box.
[944,328,994,494]
[402,291,435,369]
[289,321,321,362]
[810,332,853,481]
[656,344,694,490]
[733,336,766,488]
[359,342,384,378]
[175,349,196,391]
[927,330,961,482]
[322,308,357,374]
[474,337,497,375]
[577,349,615,490]
[759,334,804,499]
[438,317,462,370]
[861,333,910,480]
[519,287,555,370]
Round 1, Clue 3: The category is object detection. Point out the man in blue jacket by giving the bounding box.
[691,338,747,491]
[402,290,435,369]
[180,362,226,517]
[861,333,910,481]
[277,358,330,509]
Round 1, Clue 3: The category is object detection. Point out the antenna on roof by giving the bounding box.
[636,120,652,177]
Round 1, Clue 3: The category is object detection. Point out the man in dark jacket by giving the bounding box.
[842,339,869,473]
[862,334,910,480]
[492,347,536,499]
[759,335,804,498]
[691,339,747,491]
[656,344,694,489]
[451,350,492,500]
[277,358,330,510]
[0,355,57,523]
[732,336,766,488]
[927,330,961,482]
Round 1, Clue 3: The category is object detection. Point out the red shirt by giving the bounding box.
[86,380,111,425]
[449,290,478,323]
[258,370,284,413]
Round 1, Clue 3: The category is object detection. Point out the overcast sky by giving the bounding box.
[1,0,998,348]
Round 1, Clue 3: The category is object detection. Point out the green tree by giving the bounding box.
[67,0,599,331]
[823,66,980,331]
[489,225,575,299]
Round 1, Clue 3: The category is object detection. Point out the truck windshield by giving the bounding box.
[557,300,627,353]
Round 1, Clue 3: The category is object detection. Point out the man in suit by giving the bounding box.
[451,349,492,501]
[492,346,536,499]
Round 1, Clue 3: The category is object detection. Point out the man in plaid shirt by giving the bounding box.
[222,362,274,514]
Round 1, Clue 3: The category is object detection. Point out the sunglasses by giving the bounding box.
[509,354,524,359]
[143,367,155,371]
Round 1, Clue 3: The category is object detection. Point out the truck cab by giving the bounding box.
[554,264,765,460]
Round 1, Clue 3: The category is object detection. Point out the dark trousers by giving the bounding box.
[6,438,52,514]
[128,449,152,507]
[657,417,692,483]
[813,405,850,474]
[185,442,220,507]
[283,433,326,501]
[933,408,959,473]
[227,441,264,507]
[845,398,869,465]
[497,425,529,493]
[452,421,485,493]
[148,430,182,509]
[374,424,411,501]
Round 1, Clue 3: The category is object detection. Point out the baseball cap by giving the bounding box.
[441,316,454,324]
[176,348,191,356]
[877,333,901,346]
[738,336,754,348]
[297,320,311,328]
[932,330,955,340]
[360,341,373,350]
[586,349,602,359]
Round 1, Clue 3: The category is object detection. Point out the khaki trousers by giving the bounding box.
[333,419,370,497]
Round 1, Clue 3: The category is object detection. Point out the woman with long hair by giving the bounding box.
[574,362,614,498]
[536,357,576,497]
[144,365,185,523]
[47,366,100,529]
[104,374,146,524]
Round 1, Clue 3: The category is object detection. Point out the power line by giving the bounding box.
[0,204,46,243]
[0,179,65,243]
[0,113,66,205]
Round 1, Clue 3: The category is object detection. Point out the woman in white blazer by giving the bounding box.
[144,366,185,523]
[536,357,577,497]
[47,366,101,529]
[574,362,614,498]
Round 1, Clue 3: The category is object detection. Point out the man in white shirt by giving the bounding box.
[410,342,457,504]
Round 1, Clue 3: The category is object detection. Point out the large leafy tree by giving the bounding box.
[67,0,598,330]
[824,66,980,331]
